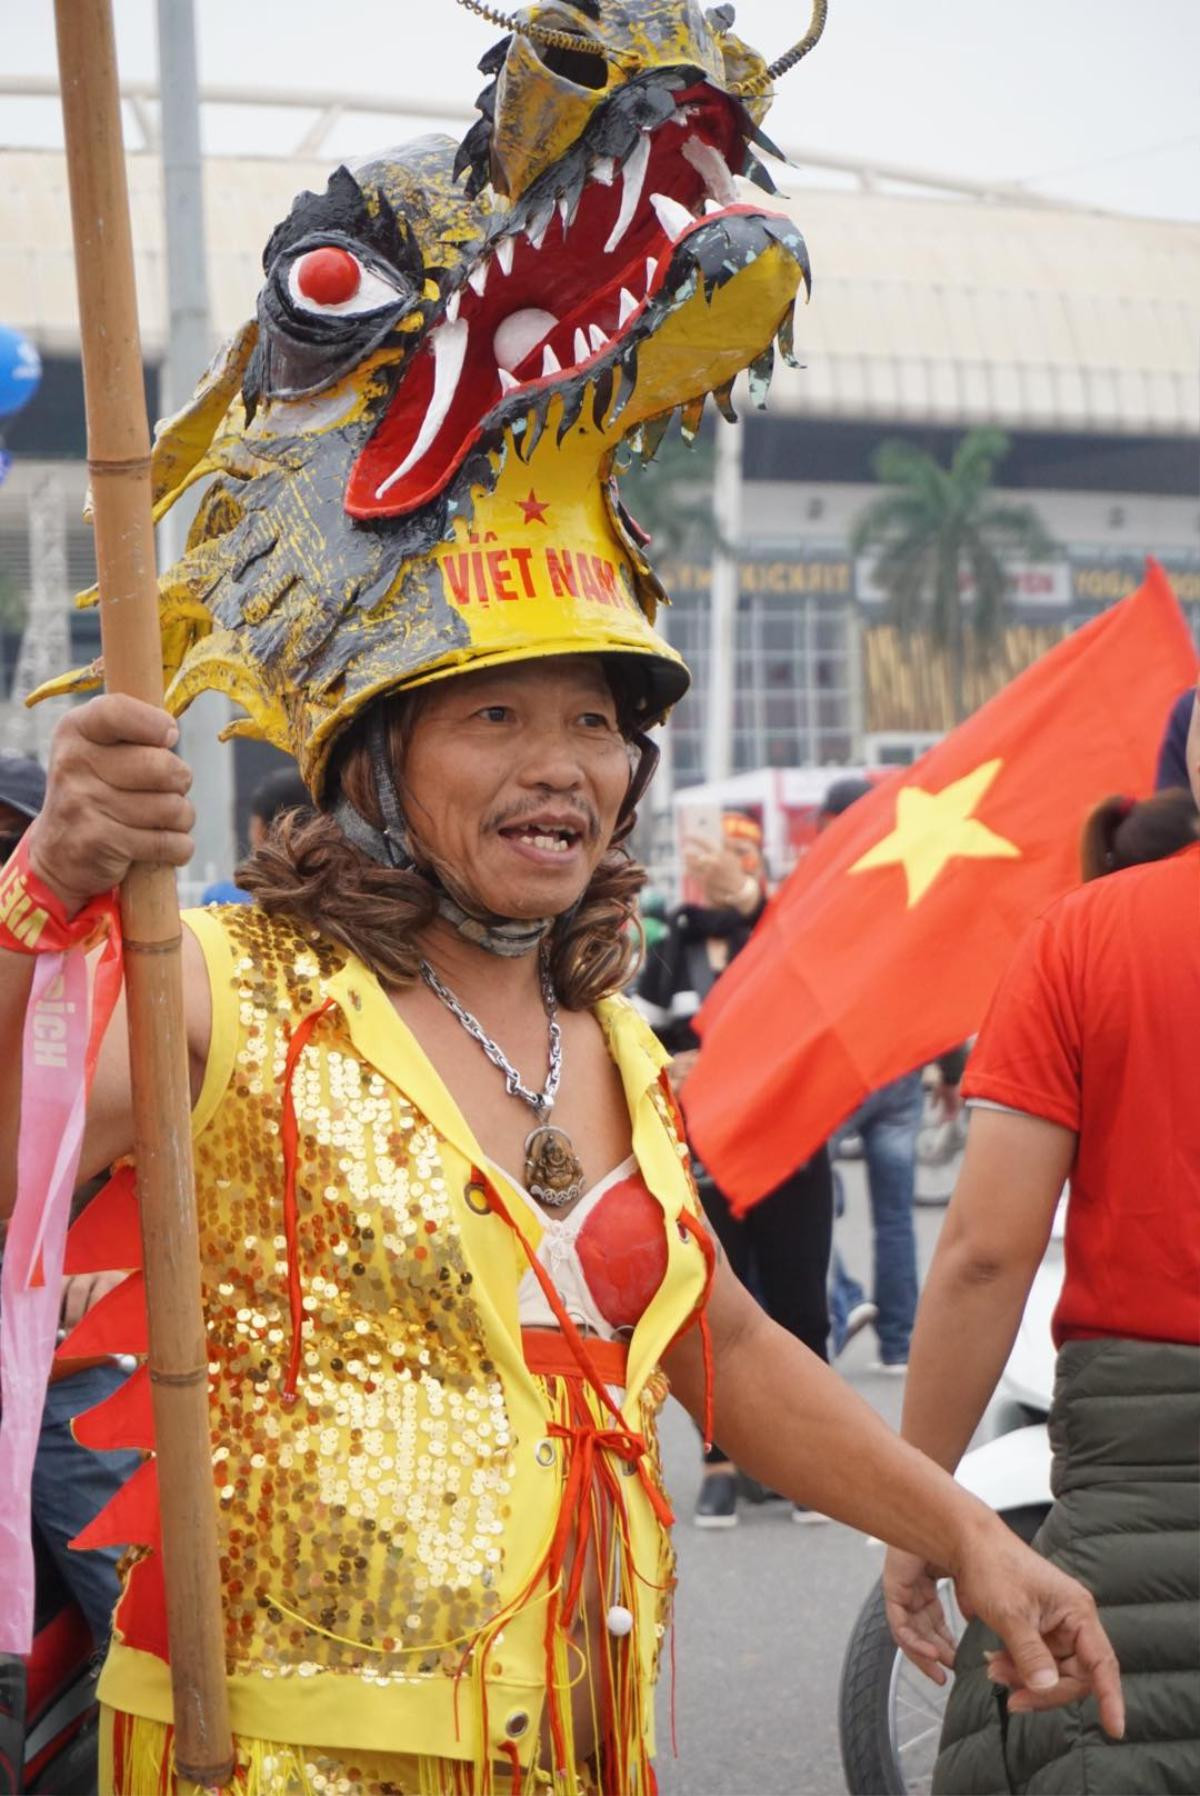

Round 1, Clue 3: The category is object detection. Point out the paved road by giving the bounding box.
[654,1153,958,1796]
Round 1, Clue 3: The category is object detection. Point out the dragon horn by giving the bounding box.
[727,0,830,95]
[454,0,634,70]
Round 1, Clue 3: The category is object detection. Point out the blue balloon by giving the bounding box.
[0,326,42,421]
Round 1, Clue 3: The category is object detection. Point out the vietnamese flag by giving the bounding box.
[683,560,1197,1211]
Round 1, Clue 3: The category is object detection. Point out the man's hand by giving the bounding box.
[27,695,194,916]
[956,1538,1122,1736]
[667,1047,700,1095]
[883,1545,957,1685]
[888,1524,1124,1740]
[682,836,760,913]
[59,1269,127,1333]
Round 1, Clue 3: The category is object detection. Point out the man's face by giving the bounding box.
[400,656,630,920]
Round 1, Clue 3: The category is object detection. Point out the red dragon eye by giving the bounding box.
[294,246,362,307]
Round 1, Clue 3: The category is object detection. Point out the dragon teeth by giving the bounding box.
[591,155,615,185]
[375,319,468,497]
[645,256,658,290]
[467,262,488,298]
[618,287,639,325]
[604,129,650,255]
[496,237,514,276]
[527,210,552,252]
[650,192,694,241]
[573,327,590,364]
[704,199,723,215]
[445,288,461,323]
[588,323,609,352]
[542,343,562,375]
[498,368,519,394]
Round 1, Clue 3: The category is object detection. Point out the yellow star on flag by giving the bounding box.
[849,759,1021,908]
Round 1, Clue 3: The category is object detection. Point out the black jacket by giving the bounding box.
[935,1337,1200,1794]
[638,899,764,1054]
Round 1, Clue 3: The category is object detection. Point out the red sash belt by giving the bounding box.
[520,1326,629,1387]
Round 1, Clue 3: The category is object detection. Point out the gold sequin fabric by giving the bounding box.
[194,906,512,1682]
[100,1706,604,1795]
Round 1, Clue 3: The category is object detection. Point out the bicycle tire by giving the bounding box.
[838,1582,908,1796]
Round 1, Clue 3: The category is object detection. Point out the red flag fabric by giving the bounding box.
[683,560,1197,1212]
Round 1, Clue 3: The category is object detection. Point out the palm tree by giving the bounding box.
[850,429,1055,722]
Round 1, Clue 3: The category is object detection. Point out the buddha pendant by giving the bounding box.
[524,1122,586,1208]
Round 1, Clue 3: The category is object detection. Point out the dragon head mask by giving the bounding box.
[40,0,822,798]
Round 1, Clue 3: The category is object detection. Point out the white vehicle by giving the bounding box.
[838,1200,1065,1796]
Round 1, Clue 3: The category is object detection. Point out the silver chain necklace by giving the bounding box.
[419,956,586,1208]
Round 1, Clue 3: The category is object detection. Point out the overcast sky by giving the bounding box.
[3,0,1198,219]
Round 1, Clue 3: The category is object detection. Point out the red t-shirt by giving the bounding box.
[964,846,1200,1347]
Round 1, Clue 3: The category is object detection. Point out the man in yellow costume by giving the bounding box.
[0,3,1123,1790]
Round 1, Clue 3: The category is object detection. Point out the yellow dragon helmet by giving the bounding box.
[39,0,825,800]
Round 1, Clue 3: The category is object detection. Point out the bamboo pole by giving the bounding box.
[53,2,234,1784]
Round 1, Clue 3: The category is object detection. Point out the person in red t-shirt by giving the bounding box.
[881,752,1200,1791]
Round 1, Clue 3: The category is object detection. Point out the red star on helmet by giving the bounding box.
[517,489,550,526]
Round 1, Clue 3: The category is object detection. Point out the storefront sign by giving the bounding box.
[1070,555,1200,607]
[659,548,1200,610]
[659,552,855,598]
[857,558,1071,608]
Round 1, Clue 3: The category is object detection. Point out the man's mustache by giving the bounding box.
[485,797,601,841]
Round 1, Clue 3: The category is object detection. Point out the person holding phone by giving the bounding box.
[638,810,836,1527]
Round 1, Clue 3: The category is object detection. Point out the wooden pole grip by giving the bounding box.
[54,1,233,1783]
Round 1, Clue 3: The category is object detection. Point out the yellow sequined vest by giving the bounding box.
[94,904,707,1766]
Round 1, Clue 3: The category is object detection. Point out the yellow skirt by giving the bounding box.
[100,1707,602,1796]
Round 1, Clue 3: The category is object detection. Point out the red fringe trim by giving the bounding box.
[501,1740,524,1794]
[655,1069,718,1449]
[470,1170,670,1790]
[63,1163,141,1276]
[72,1361,154,1452]
[71,1455,160,1552]
[278,998,335,1401]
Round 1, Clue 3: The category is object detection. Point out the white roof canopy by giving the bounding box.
[2,147,1197,436]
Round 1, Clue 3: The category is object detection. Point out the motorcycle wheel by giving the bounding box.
[838,1506,1048,1796]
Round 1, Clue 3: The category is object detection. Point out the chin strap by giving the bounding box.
[330,711,555,959]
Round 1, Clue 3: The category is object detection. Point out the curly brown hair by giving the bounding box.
[239,695,647,1009]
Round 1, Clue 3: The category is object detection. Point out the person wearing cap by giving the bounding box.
[818,777,965,1372]
[0,753,48,863]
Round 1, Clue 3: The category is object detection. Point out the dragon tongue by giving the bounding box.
[374,319,469,498]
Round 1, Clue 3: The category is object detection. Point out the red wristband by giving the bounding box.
[0,838,116,954]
